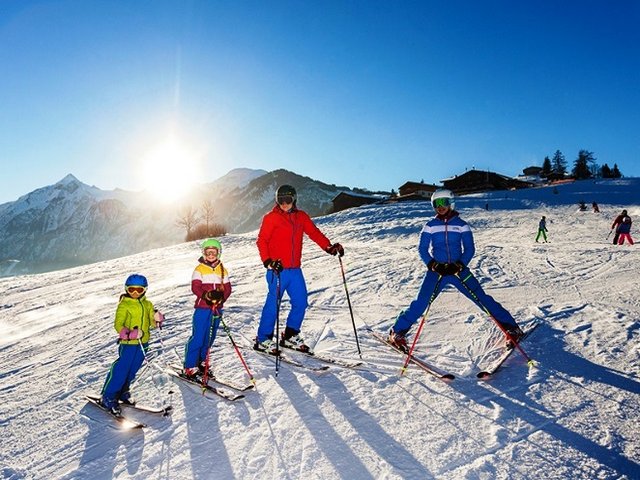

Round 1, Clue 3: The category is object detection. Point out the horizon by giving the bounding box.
[1,1,639,204]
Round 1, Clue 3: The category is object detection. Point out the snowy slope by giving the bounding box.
[0,179,639,480]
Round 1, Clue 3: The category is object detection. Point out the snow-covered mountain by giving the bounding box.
[0,169,360,277]
[1,178,638,479]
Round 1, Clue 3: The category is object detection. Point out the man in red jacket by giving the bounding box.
[255,184,344,353]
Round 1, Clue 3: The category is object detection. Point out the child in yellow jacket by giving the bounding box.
[100,274,164,415]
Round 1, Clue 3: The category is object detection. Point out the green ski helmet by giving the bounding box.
[431,189,455,210]
[201,238,222,257]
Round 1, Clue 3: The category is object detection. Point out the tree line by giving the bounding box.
[541,150,623,180]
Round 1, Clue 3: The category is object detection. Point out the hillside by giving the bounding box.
[0,179,639,479]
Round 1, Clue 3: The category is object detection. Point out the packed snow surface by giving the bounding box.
[1,179,639,479]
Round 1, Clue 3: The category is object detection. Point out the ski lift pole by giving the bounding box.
[219,315,256,386]
[338,255,362,358]
[457,272,535,366]
[400,276,442,375]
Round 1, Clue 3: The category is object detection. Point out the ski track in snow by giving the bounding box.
[1,179,639,479]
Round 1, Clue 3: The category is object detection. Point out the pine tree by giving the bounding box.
[552,150,567,177]
[612,163,622,178]
[541,156,552,178]
[601,163,612,178]
[572,150,595,179]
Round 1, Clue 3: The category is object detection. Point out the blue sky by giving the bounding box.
[1,0,639,204]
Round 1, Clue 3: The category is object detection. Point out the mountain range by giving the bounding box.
[0,169,381,277]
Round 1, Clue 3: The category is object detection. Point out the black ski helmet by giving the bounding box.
[275,184,297,205]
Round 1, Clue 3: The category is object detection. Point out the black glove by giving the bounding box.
[427,259,437,271]
[432,262,449,276]
[263,258,284,273]
[326,243,345,257]
[203,290,224,306]
[431,262,464,276]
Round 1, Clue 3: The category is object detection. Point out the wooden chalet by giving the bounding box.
[442,169,533,195]
[397,181,439,198]
[330,191,381,213]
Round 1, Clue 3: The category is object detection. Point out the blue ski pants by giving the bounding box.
[393,267,518,334]
[257,268,308,342]
[184,307,221,369]
[101,342,147,405]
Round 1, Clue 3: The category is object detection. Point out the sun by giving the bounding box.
[138,135,201,203]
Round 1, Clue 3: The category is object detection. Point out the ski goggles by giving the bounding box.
[432,197,451,208]
[277,195,294,205]
[203,248,218,257]
[127,286,146,294]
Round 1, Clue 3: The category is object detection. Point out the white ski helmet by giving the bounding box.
[431,189,455,210]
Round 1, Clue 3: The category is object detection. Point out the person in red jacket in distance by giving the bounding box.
[254,184,344,354]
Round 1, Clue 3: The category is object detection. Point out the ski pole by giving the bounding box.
[201,313,217,393]
[219,316,256,385]
[606,229,612,240]
[136,329,173,409]
[400,276,442,375]
[274,270,282,377]
[338,256,362,358]
[456,272,535,367]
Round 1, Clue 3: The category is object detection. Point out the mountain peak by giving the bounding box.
[57,173,81,185]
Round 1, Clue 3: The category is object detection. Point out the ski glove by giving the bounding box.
[154,310,165,328]
[119,327,142,340]
[118,327,131,340]
[325,243,345,257]
[431,261,465,276]
[453,261,466,274]
[263,258,284,272]
[128,327,142,340]
[203,290,224,306]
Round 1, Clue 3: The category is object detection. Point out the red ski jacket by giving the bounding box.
[257,205,331,269]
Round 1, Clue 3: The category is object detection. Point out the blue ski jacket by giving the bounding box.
[418,210,475,266]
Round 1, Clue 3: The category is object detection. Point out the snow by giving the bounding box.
[1,179,639,480]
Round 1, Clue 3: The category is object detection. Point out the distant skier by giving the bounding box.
[578,201,588,212]
[388,189,524,353]
[100,274,164,415]
[611,209,628,245]
[535,216,548,243]
[183,238,232,378]
[617,214,634,245]
[592,202,600,213]
[254,184,344,354]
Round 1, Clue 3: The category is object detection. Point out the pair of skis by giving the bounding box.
[164,364,252,402]
[244,342,364,372]
[369,324,539,381]
[85,394,172,429]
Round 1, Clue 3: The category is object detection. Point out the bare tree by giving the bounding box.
[176,205,199,240]
[201,199,215,234]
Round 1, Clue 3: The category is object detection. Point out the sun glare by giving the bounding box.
[139,135,201,203]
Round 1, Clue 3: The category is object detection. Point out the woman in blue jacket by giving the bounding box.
[389,189,523,352]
